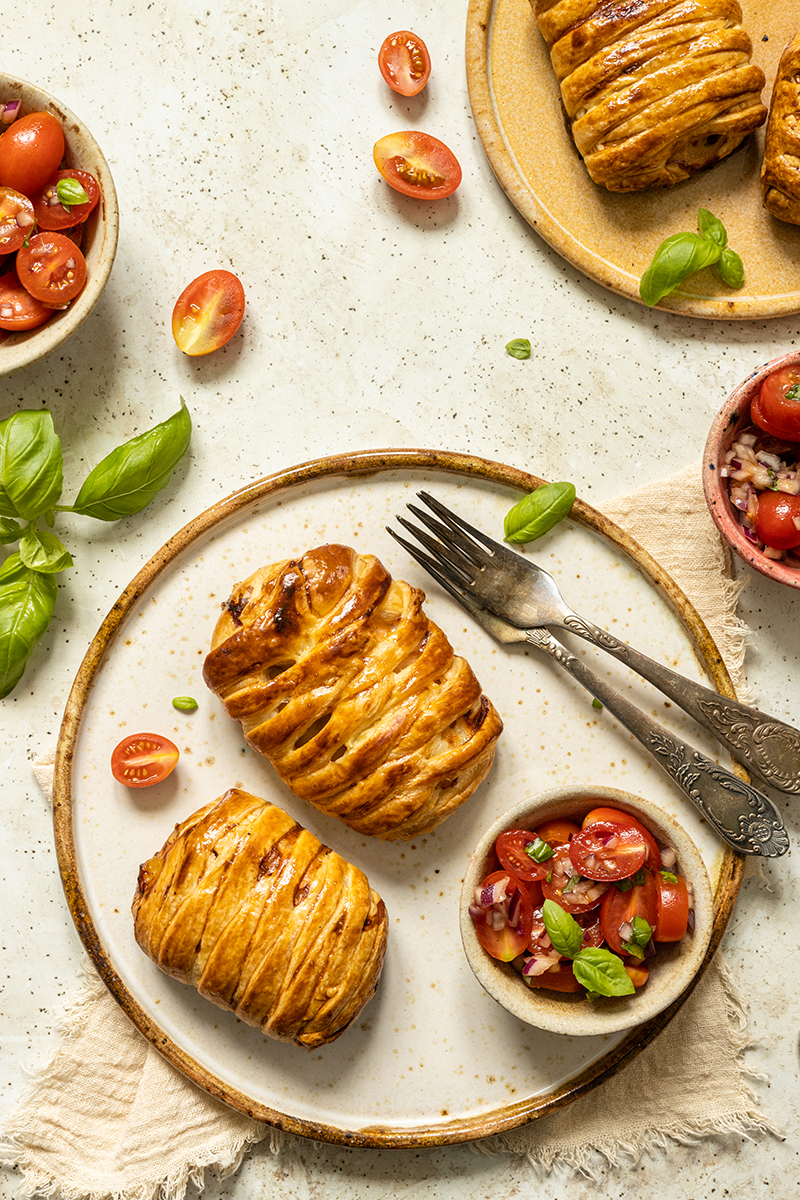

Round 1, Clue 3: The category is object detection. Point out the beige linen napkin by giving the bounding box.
[0,464,779,1198]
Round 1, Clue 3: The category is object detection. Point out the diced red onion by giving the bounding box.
[660,846,677,868]
[1,100,20,124]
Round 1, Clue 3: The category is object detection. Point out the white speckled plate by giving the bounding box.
[466,0,800,319]
[54,450,741,1146]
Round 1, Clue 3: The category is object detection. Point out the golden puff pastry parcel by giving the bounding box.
[203,544,503,841]
[132,788,388,1048]
[532,0,767,192]
[761,30,800,224]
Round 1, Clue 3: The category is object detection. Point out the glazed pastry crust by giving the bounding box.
[532,0,767,191]
[132,788,388,1048]
[761,30,800,224]
[203,545,502,841]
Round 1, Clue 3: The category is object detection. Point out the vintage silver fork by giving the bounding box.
[387,509,789,857]
[390,491,800,796]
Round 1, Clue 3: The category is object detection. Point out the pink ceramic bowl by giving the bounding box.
[703,352,800,590]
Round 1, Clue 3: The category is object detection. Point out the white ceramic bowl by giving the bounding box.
[460,785,714,1036]
[0,74,119,375]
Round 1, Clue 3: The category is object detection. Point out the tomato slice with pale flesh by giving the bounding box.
[16,231,87,304]
[0,186,36,252]
[0,268,54,330]
[32,169,101,230]
[378,31,431,96]
[111,733,180,788]
[495,828,551,882]
[582,806,661,870]
[172,269,245,356]
[569,820,648,882]
[471,869,534,962]
[541,844,608,913]
[373,131,461,200]
[654,872,690,942]
[600,868,658,955]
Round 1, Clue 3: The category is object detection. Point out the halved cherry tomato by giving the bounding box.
[172,269,245,356]
[472,869,534,962]
[755,491,800,550]
[378,31,431,97]
[569,820,648,882]
[525,961,582,992]
[534,817,581,845]
[0,187,36,252]
[751,366,800,441]
[32,169,100,230]
[582,806,661,870]
[111,733,180,788]
[496,828,550,882]
[15,232,87,305]
[0,112,65,195]
[600,868,658,955]
[654,872,690,942]
[625,962,650,988]
[0,268,54,330]
[373,131,461,200]
[541,844,608,913]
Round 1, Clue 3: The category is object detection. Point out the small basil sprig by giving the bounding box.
[56,177,90,210]
[639,208,745,307]
[525,836,554,864]
[0,400,192,698]
[541,899,635,998]
[504,481,575,545]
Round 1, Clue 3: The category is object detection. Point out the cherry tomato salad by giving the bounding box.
[720,364,800,565]
[0,101,101,332]
[468,806,694,999]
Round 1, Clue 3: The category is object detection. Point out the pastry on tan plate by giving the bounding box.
[203,544,503,841]
[761,30,800,224]
[132,788,388,1048]
[532,0,767,192]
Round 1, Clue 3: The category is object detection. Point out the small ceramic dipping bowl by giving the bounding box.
[703,352,800,589]
[460,786,714,1036]
[0,74,119,375]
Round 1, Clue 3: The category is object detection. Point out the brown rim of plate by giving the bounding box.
[53,447,744,1148]
[465,0,800,321]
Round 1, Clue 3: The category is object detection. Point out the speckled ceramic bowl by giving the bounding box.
[0,74,118,375]
[703,352,800,590]
[460,786,714,1037]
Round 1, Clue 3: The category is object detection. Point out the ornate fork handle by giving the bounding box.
[561,613,800,795]
[526,628,789,857]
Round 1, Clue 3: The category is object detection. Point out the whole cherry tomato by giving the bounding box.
[378,31,431,97]
[373,131,461,200]
[750,366,800,441]
[755,491,800,550]
[172,269,245,355]
[0,112,65,194]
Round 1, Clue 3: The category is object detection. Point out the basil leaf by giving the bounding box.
[70,398,192,521]
[19,529,74,574]
[0,410,63,520]
[660,870,678,883]
[541,898,582,958]
[505,338,531,360]
[639,232,722,307]
[786,384,800,401]
[172,695,198,711]
[697,207,728,248]
[525,836,554,864]
[572,948,635,997]
[717,247,745,290]
[56,177,89,207]
[561,873,581,894]
[504,481,576,545]
[614,876,634,893]
[0,554,58,697]
[0,516,22,544]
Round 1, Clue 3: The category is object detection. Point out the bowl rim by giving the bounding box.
[0,72,119,375]
[460,785,715,1036]
[702,351,800,589]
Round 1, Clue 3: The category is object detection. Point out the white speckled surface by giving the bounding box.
[2,0,799,1196]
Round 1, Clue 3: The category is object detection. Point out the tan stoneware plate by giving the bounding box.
[0,74,118,374]
[54,450,743,1147]
[703,351,800,588]
[466,0,800,319]
[461,786,714,1035]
